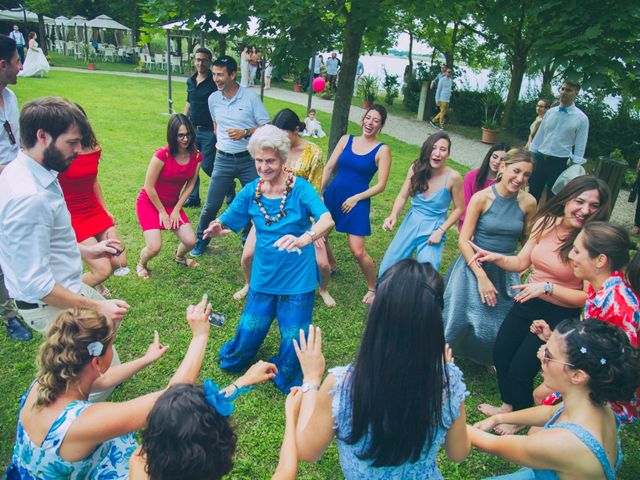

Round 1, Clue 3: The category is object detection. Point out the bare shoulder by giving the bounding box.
[447,167,463,185]
[518,190,537,213]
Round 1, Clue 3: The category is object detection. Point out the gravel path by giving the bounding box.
[51,66,632,226]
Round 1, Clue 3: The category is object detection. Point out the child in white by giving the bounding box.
[302,109,326,138]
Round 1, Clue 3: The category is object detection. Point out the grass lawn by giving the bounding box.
[2,71,639,479]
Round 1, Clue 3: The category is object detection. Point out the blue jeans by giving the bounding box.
[188,129,216,203]
[196,151,257,242]
[219,289,315,393]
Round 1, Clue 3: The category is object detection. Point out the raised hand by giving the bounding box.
[530,319,552,342]
[293,325,325,385]
[203,220,231,239]
[143,330,169,363]
[186,294,212,336]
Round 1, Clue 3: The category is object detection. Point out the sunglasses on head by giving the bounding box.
[542,347,574,368]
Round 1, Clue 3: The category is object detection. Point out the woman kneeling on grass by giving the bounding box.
[291,259,470,479]
[6,295,276,480]
[135,114,202,279]
[469,318,639,480]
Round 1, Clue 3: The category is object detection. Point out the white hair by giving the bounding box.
[248,124,290,163]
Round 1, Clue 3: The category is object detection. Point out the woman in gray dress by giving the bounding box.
[443,149,537,365]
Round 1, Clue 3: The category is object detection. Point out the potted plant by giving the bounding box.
[359,74,379,109]
[80,43,96,70]
[293,71,305,92]
[383,70,400,106]
[480,90,503,144]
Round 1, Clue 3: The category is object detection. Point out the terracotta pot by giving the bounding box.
[87,63,96,71]
[363,100,373,109]
[481,127,499,144]
[293,83,302,92]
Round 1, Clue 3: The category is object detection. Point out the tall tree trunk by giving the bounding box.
[407,30,413,75]
[501,51,527,129]
[328,1,374,155]
[218,34,227,56]
[38,14,47,55]
[540,61,555,99]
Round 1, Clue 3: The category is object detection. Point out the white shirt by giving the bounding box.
[529,104,589,164]
[308,55,322,74]
[0,152,83,302]
[0,87,20,166]
[9,31,25,46]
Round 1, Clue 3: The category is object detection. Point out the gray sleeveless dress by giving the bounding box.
[443,185,525,365]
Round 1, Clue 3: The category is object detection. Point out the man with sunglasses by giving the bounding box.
[0,34,31,341]
[191,54,270,257]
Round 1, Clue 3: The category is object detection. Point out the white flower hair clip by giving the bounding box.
[87,341,104,357]
[579,347,587,354]
[600,358,607,365]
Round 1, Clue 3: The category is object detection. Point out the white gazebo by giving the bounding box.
[86,15,131,47]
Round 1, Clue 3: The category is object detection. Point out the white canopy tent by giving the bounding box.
[0,8,55,50]
[86,15,131,47]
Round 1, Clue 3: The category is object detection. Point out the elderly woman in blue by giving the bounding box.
[204,125,335,393]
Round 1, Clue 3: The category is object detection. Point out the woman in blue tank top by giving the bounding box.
[379,131,464,276]
[469,318,639,480]
[322,105,392,304]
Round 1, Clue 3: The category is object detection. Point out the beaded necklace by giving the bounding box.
[254,172,295,225]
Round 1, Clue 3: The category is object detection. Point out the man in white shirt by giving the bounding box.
[0,97,130,338]
[0,33,31,341]
[529,81,589,201]
[9,26,25,64]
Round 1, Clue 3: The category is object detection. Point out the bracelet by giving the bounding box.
[304,230,316,240]
[301,382,320,393]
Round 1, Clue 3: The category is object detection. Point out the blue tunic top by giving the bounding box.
[329,363,468,479]
[219,177,328,295]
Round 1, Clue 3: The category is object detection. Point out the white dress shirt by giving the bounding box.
[9,31,25,46]
[0,87,20,166]
[529,104,589,164]
[0,152,82,303]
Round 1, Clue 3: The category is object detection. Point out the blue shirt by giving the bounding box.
[529,104,589,164]
[208,85,270,154]
[219,177,328,295]
[435,75,452,103]
[326,57,340,75]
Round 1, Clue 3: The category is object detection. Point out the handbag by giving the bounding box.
[551,163,586,195]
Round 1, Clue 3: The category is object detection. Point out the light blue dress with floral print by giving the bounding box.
[329,362,468,479]
[6,383,137,480]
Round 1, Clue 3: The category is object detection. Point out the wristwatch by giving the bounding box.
[244,128,251,139]
[543,282,554,295]
[304,230,317,240]
[300,382,320,393]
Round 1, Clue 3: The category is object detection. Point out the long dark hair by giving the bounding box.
[272,108,305,133]
[530,176,611,262]
[167,114,196,156]
[555,318,639,406]
[409,132,451,197]
[141,383,237,480]
[580,222,640,294]
[74,103,99,150]
[345,259,449,467]
[476,142,510,190]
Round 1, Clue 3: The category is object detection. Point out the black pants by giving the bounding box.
[493,298,580,411]
[528,153,569,202]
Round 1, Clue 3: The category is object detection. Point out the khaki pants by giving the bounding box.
[19,283,121,402]
[432,101,449,126]
[0,264,19,321]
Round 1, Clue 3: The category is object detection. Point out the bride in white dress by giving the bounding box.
[19,32,50,78]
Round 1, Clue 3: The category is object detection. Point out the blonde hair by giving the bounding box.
[497,148,534,182]
[35,309,115,408]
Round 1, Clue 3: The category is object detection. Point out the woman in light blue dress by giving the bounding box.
[468,319,638,479]
[291,259,471,479]
[443,149,537,365]
[380,132,464,275]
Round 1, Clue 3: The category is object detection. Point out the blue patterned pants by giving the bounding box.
[219,289,315,393]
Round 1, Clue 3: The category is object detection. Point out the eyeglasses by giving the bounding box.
[3,121,16,145]
[177,133,192,139]
[542,347,574,368]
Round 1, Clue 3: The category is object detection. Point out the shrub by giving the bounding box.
[383,70,400,105]
[401,62,434,113]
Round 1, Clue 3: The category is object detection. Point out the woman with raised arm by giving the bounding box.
[293,259,470,478]
[469,318,639,479]
[471,176,611,434]
[379,131,464,275]
[322,105,392,304]
[444,149,537,366]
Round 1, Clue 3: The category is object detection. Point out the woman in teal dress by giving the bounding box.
[468,318,638,479]
[380,131,464,275]
[443,149,537,365]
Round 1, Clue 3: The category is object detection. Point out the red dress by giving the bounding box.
[58,149,114,242]
[136,146,202,231]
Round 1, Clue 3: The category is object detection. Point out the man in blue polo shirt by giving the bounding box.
[184,47,218,208]
[191,55,270,256]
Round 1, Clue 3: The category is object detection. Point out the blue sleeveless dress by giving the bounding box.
[379,176,452,275]
[485,407,622,480]
[6,383,137,479]
[323,135,383,236]
[443,185,524,365]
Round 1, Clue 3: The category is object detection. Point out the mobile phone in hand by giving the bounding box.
[208,311,227,328]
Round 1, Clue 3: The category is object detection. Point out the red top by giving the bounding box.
[58,149,114,242]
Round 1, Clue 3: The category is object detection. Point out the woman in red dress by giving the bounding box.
[58,106,126,296]
[135,114,202,278]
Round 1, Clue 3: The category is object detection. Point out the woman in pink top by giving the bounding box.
[469,176,611,434]
[458,143,509,231]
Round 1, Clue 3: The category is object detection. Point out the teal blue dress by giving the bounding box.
[7,383,137,479]
[379,179,452,275]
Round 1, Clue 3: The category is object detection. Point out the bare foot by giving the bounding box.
[233,284,249,301]
[319,289,336,308]
[362,289,376,305]
[477,403,512,417]
[136,263,150,280]
[494,423,525,435]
